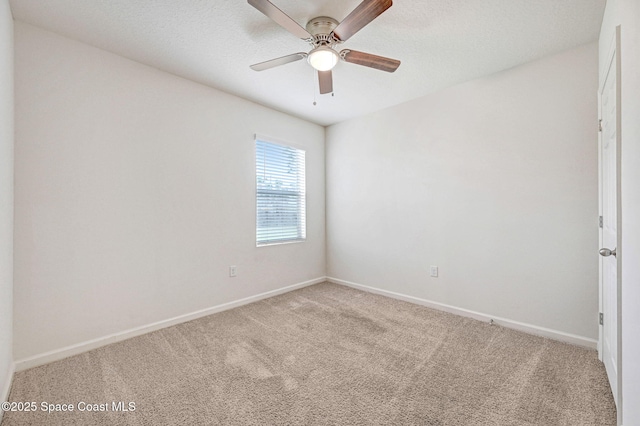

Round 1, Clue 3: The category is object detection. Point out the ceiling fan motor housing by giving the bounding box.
[306,16,339,36]
[306,16,341,47]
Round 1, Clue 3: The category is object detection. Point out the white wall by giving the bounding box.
[13,22,325,361]
[600,1,640,423]
[326,43,599,341]
[0,0,14,407]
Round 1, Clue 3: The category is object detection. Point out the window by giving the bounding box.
[255,137,306,246]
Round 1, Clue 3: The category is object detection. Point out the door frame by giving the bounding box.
[598,24,622,424]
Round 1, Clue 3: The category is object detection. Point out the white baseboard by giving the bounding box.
[0,361,16,424]
[15,277,326,372]
[14,275,597,372]
[327,277,597,349]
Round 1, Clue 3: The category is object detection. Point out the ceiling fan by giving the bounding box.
[247,0,401,95]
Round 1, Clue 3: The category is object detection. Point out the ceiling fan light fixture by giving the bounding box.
[308,46,338,71]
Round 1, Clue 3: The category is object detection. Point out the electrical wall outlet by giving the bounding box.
[430,266,438,277]
[229,266,237,277]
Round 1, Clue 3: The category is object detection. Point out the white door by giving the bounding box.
[598,28,621,410]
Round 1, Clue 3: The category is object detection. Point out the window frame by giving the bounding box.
[254,134,307,247]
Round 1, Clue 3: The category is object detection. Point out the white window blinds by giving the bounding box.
[256,138,306,246]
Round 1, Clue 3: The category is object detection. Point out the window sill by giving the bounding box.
[256,239,306,247]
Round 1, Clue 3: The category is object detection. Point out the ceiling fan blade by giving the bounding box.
[248,0,312,39]
[318,70,333,94]
[331,0,392,42]
[340,49,400,72]
[250,53,307,71]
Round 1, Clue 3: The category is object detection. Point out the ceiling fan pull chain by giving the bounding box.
[312,69,317,106]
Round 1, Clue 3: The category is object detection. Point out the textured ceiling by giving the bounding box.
[9,0,606,126]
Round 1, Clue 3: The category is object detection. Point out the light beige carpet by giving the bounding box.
[2,282,615,425]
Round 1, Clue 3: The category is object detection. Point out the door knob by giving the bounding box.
[599,248,617,257]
